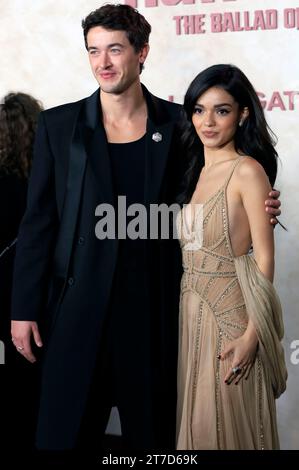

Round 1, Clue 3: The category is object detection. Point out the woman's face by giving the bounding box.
[192,86,244,150]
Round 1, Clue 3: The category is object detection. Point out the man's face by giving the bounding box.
[87,27,148,95]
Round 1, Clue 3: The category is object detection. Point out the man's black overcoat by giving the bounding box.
[12,86,183,449]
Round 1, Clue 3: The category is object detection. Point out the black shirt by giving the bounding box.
[108,134,146,270]
[105,134,153,374]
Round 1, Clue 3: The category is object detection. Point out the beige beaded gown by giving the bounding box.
[176,158,287,450]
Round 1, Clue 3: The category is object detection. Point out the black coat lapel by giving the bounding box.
[143,87,175,206]
[54,88,114,280]
[83,89,114,205]
[145,120,174,206]
[54,108,88,278]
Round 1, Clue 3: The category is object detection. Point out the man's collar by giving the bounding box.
[84,84,172,130]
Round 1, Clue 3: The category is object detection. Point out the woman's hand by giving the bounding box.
[219,328,259,385]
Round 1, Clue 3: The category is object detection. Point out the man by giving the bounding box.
[11,3,281,454]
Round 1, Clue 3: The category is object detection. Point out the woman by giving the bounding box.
[176,64,287,450]
[0,92,43,255]
[0,92,43,456]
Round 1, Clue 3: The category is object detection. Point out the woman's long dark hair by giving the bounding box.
[177,64,278,205]
[0,92,43,179]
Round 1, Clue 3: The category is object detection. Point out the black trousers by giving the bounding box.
[74,248,176,454]
[75,323,160,454]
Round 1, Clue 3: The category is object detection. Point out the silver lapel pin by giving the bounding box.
[152,132,162,143]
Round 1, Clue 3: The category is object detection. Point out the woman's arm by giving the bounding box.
[238,157,274,282]
[221,157,275,383]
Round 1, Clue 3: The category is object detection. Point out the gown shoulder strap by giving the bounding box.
[223,156,243,190]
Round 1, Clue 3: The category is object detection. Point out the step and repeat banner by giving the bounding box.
[1,0,298,449]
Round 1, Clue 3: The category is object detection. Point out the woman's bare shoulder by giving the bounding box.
[236,156,270,186]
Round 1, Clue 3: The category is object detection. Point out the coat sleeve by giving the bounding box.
[11,112,59,321]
